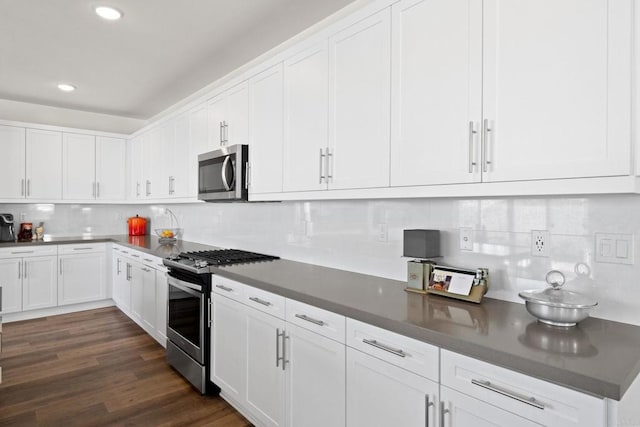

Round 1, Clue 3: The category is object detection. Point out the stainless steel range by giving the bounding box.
[163,249,279,394]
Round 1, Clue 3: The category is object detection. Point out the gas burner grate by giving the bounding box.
[181,249,279,266]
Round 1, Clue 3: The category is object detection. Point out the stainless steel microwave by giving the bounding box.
[198,144,248,202]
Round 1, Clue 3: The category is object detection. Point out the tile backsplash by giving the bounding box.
[2,194,639,325]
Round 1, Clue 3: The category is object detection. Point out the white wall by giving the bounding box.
[2,194,639,325]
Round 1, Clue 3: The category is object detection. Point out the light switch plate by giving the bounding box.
[595,233,633,265]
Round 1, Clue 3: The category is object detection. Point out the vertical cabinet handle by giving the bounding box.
[482,119,492,173]
[136,181,141,197]
[23,260,27,279]
[59,259,63,276]
[326,147,333,182]
[319,148,326,184]
[18,261,21,279]
[439,402,449,427]
[207,299,212,327]
[116,258,121,275]
[468,121,478,173]
[219,121,223,144]
[425,395,433,427]
[245,162,250,190]
[282,333,288,371]
[146,180,151,196]
[276,328,282,367]
[27,179,31,197]
[224,121,229,144]
[21,179,25,197]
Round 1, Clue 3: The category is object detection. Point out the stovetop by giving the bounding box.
[163,248,279,274]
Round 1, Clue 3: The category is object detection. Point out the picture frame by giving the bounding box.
[426,265,489,304]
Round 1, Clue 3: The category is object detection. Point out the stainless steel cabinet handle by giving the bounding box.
[294,313,325,326]
[142,267,150,272]
[146,180,151,196]
[249,296,272,307]
[471,379,545,409]
[73,247,93,251]
[18,261,21,279]
[425,395,434,427]
[23,260,27,279]
[319,148,326,184]
[223,121,229,144]
[282,333,288,371]
[136,182,141,197]
[362,338,406,358]
[27,179,31,197]
[326,147,333,182]
[215,284,233,292]
[208,299,212,327]
[21,179,25,196]
[131,254,140,258]
[468,121,478,173]
[59,259,63,275]
[143,258,153,263]
[439,402,449,427]
[116,258,121,275]
[11,251,34,254]
[482,119,492,172]
[126,263,131,281]
[219,122,223,144]
[276,328,282,367]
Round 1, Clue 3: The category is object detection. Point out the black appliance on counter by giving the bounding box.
[0,214,16,242]
[163,248,279,394]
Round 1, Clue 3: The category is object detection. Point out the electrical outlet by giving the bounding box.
[20,212,26,221]
[459,228,473,251]
[531,230,550,257]
[378,223,388,243]
[595,233,633,265]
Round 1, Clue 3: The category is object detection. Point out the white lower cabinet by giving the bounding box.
[128,261,156,335]
[58,244,106,306]
[346,347,438,427]
[0,258,22,314]
[440,386,539,427]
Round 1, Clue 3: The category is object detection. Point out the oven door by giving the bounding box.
[167,275,206,364]
[198,144,248,201]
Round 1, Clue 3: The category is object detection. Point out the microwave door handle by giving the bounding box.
[221,156,233,191]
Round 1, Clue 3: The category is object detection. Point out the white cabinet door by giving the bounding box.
[26,129,62,199]
[155,268,167,344]
[189,103,209,196]
[225,82,249,146]
[211,294,247,403]
[140,265,156,332]
[390,0,482,186]
[440,386,540,427]
[130,262,143,322]
[328,9,391,190]
[245,307,286,427]
[207,95,226,150]
[346,347,439,427]
[58,252,106,305]
[22,256,57,311]
[62,133,95,200]
[128,136,144,200]
[96,136,126,201]
[112,253,130,313]
[285,323,345,427]
[0,258,22,314]
[142,129,160,198]
[249,63,284,195]
[482,0,632,182]
[283,41,329,192]
[0,125,26,199]
[168,113,190,198]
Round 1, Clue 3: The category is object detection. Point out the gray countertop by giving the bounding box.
[2,235,640,400]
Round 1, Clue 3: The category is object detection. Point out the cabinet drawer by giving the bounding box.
[243,285,284,319]
[441,350,605,427]
[212,275,245,303]
[0,245,58,258]
[346,318,438,381]
[59,243,105,255]
[286,299,345,343]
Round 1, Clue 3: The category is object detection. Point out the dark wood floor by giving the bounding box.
[0,307,252,427]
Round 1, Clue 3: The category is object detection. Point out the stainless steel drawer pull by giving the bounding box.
[142,267,151,272]
[249,296,272,307]
[72,247,93,251]
[319,148,326,184]
[468,121,477,173]
[276,328,284,367]
[362,338,406,358]
[131,254,140,258]
[471,379,545,410]
[23,261,27,279]
[11,251,34,254]
[425,395,433,427]
[215,284,233,292]
[439,402,449,427]
[143,258,153,262]
[482,119,492,172]
[295,314,324,326]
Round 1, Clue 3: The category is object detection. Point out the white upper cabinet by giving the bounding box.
[249,63,284,195]
[283,41,329,192]
[207,81,249,150]
[167,113,190,198]
[63,133,126,201]
[482,0,632,182]
[189,103,209,196]
[328,8,391,190]
[128,135,144,200]
[390,0,482,186]
[95,136,126,201]
[26,129,62,200]
[0,125,26,199]
[62,133,96,200]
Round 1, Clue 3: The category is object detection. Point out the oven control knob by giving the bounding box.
[195,260,209,268]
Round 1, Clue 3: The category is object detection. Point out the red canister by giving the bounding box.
[127,215,147,236]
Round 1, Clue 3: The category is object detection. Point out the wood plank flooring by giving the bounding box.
[0,307,252,427]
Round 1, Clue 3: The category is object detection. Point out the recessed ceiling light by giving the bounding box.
[57,83,76,92]
[95,6,123,20]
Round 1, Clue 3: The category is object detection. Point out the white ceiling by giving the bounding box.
[0,0,356,122]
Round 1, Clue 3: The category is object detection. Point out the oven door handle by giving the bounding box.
[167,275,203,293]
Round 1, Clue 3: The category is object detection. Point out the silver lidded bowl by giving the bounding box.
[519,270,598,327]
